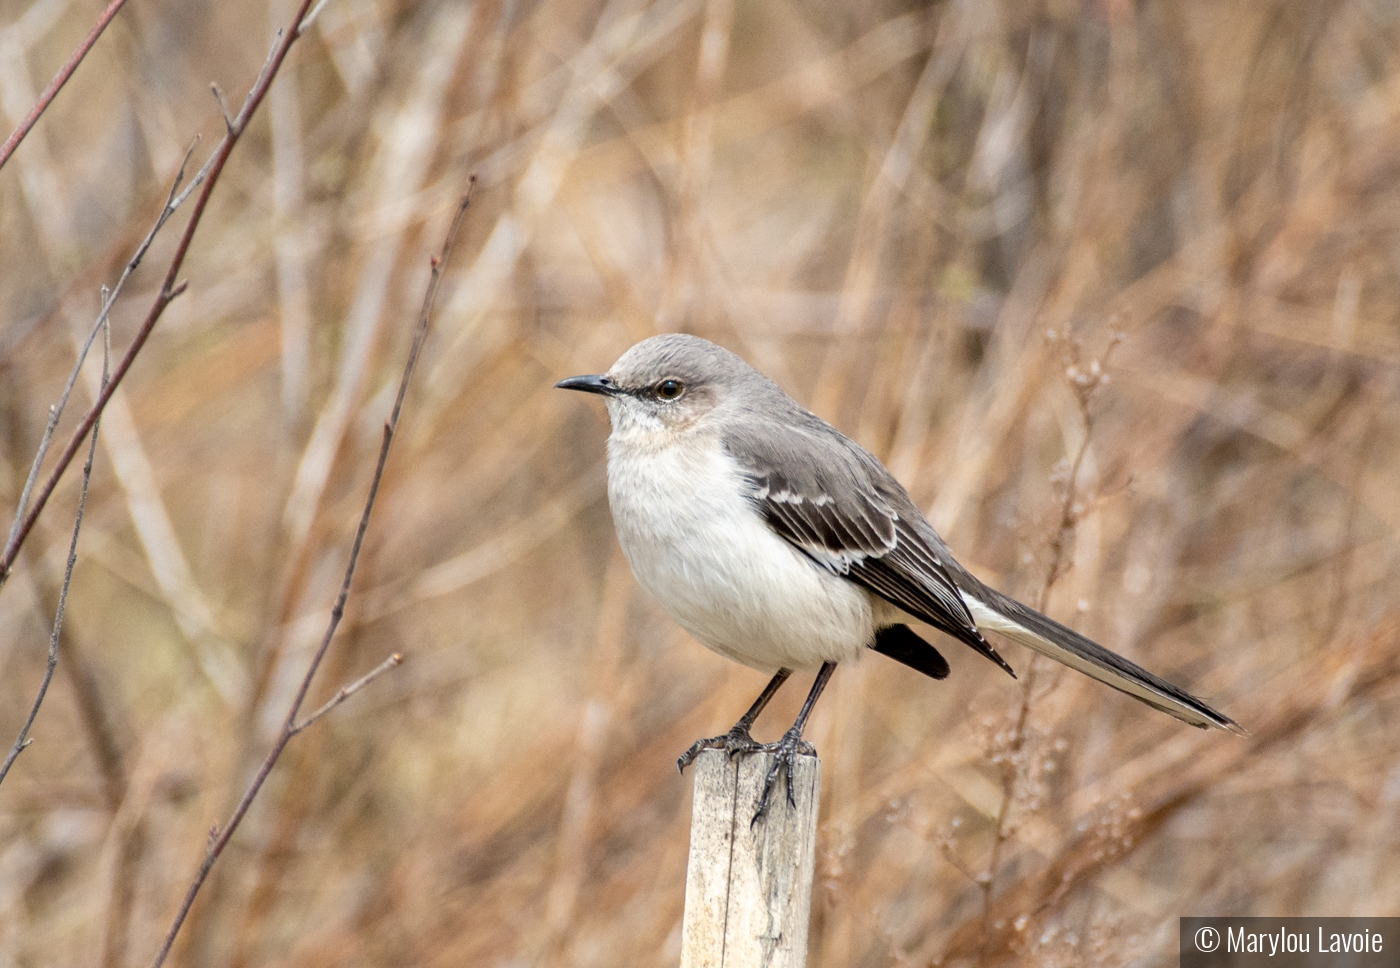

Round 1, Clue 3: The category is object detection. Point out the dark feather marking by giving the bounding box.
[872,624,949,680]
[848,554,1015,678]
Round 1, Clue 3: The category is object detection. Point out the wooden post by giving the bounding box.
[680,748,821,968]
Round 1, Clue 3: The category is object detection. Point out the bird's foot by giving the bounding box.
[676,725,763,773]
[751,729,816,826]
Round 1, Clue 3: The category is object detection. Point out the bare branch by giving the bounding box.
[0,0,131,172]
[298,0,332,34]
[0,0,315,596]
[3,137,206,583]
[290,652,404,736]
[145,176,476,968]
[211,84,236,135]
[241,30,288,119]
[0,317,109,787]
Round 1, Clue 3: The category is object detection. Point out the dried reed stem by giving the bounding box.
[976,334,1120,963]
[146,177,475,968]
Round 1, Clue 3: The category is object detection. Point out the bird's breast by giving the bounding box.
[604,433,874,671]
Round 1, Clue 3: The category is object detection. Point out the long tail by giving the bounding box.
[956,579,1244,735]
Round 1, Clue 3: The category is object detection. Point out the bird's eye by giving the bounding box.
[656,378,683,399]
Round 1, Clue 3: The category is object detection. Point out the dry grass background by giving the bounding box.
[2,0,1399,965]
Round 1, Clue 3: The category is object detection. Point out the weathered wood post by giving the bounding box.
[680,749,822,968]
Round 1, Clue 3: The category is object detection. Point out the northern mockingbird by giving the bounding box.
[558,334,1241,816]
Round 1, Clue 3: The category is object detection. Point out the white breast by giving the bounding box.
[605,427,876,672]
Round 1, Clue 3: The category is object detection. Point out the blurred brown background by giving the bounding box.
[2,0,1399,965]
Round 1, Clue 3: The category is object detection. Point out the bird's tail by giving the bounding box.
[956,580,1244,735]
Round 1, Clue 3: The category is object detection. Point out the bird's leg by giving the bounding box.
[677,668,792,773]
[752,661,836,825]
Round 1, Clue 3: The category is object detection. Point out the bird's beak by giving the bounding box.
[555,374,621,397]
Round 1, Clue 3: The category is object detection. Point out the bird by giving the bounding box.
[557,333,1242,819]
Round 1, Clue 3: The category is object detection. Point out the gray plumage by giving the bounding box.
[558,333,1242,740]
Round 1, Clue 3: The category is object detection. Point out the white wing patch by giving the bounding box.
[752,483,897,573]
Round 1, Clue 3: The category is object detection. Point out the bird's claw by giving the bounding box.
[677,726,816,825]
[676,725,763,773]
[751,729,815,826]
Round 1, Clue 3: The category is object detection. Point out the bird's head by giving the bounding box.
[556,334,753,443]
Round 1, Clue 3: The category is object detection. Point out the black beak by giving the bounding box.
[555,374,621,396]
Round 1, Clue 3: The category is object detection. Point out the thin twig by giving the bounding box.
[0,318,109,787]
[0,11,311,595]
[146,177,476,968]
[976,333,1121,964]
[3,138,206,572]
[0,0,131,172]
[290,652,403,736]
[211,84,236,135]
[299,0,332,33]
[944,616,1400,963]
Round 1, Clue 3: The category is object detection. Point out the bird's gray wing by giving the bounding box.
[723,414,1242,734]
[722,420,1015,677]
